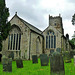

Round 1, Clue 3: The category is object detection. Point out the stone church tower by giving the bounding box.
[49,14,64,34]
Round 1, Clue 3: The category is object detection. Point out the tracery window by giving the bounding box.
[36,36,41,54]
[8,25,21,50]
[46,30,56,49]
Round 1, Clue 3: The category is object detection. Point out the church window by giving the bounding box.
[8,33,21,50]
[10,34,13,50]
[47,32,49,35]
[54,35,56,48]
[49,36,50,48]
[18,34,21,50]
[51,36,53,48]
[46,36,48,48]
[55,23,56,26]
[46,30,56,49]
[13,34,16,50]
[8,34,10,50]
[8,25,21,51]
[16,34,18,50]
[36,36,41,54]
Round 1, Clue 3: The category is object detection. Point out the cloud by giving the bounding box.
[6,0,75,39]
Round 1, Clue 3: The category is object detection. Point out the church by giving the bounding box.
[1,13,72,60]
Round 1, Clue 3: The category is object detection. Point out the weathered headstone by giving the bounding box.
[2,55,8,72]
[40,54,49,66]
[50,50,54,55]
[2,55,12,72]
[50,52,65,75]
[16,58,23,68]
[74,55,75,66]
[8,52,14,60]
[8,58,12,72]
[56,48,61,53]
[64,51,71,63]
[32,55,38,64]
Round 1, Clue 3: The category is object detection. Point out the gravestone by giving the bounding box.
[50,52,65,75]
[50,50,54,55]
[40,54,49,66]
[8,52,14,60]
[8,58,12,72]
[16,58,23,68]
[74,55,75,66]
[56,48,61,53]
[64,51,71,63]
[2,55,8,72]
[2,55,12,72]
[32,55,38,64]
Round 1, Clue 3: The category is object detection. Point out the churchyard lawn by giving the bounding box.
[0,59,75,75]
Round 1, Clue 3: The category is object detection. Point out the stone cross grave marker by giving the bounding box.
[16,57,23,68]
[50,52,65,75]
[40,54,49,66]
[32,55,38,64]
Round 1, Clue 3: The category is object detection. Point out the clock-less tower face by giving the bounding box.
[49,17,63,33]
[49,18,61,28]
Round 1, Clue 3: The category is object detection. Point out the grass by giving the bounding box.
[0,59,75,75]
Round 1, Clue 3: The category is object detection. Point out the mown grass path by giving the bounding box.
[0,59,75,75]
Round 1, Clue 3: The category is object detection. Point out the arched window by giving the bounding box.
[46,30,56,49]
[8,25,21,50]
[36,36,41,54]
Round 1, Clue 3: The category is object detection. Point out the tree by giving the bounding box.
[69,32,75,49]
[72,13,75,25]
[0,0,11,51]
[69,39,75,49]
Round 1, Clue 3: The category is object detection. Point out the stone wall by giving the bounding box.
[30,31,43,59]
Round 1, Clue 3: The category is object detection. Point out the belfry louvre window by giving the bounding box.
[8,34,21,50]
[46,31,56,49]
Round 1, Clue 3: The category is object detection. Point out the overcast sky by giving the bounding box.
[6,0,75,39]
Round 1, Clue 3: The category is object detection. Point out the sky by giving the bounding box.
[5,0,75,39]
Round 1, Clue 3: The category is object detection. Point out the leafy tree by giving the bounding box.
[72,13,75,25]
[0,0,11,51]
[69,39,75,49]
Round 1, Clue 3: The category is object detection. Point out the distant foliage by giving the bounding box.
[0,0,11,51]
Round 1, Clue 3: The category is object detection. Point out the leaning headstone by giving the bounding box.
[74,55,75,66]
[16,58,23,68]
[64,51,71,63]
[40,54,49,66]
[56,48,61,53]
[50,52,65,75]
[2,55,8,72]
[8,58,12,72]
[32,55,38,64]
